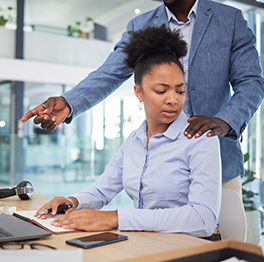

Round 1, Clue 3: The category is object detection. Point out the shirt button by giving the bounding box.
[184,24,187,28]
[185,66,189,71]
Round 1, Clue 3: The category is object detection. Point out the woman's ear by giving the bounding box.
[134,85,142,102]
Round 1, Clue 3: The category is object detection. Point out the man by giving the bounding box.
[21,0,264,195]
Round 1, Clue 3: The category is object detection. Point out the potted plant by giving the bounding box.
[67,17,94,38]
[67,21,82,37]
[0,6,15,26]
[242,153,263,245]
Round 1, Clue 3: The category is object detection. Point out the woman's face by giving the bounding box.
[134,62,186,132]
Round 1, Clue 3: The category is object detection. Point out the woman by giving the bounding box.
[36,25,221,238]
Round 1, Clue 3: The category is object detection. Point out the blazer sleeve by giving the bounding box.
[215,9,264,139]
[62,21,135,123]
[61,5,165,123]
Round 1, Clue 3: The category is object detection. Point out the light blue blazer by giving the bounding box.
[63,0,264,181]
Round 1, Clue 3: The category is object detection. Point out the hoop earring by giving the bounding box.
[139,101,143,110]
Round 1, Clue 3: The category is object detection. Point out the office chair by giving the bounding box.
[218,188,247,242]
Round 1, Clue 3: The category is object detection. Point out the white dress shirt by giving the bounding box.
[166,0,199,117]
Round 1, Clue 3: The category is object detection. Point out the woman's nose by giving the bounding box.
[166,91,177,105]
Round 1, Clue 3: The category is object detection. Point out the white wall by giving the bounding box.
[0,27,134,98]
[0,27,114,66]
[0,27,113,84]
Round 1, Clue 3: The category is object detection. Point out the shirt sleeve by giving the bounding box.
[118,135,222,237]
[71,143,125,210]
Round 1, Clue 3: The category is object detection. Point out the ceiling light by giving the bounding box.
[134,8,141,15]
[0,121,6,128]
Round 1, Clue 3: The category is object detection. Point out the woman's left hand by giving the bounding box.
[51,209,118,231]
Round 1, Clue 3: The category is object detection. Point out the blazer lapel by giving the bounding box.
[189,0,213,65]
[152,4,169,27]
[152,1,214,65]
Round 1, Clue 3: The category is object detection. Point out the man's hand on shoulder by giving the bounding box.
[184,115,231,139]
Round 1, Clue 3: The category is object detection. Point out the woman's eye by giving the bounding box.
[155,91,165,94]
[176,91,185,95]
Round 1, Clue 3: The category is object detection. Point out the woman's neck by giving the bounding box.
[146,122,170,146]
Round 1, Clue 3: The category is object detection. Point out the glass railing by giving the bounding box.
[0,134,133,209]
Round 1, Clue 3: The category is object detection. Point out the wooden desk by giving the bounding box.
[0,193,211,262]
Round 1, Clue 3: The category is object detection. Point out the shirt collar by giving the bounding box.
[162,111,188,140]
[165,0,199,24]
[134,111,188,142]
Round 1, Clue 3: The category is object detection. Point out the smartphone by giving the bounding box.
[66,232,128,249]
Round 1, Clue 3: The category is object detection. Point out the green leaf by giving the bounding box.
[85,17,93,22]
[244,153,249,163]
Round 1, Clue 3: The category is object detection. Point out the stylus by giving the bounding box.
[38,203,75,214]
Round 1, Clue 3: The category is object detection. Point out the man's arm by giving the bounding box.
[62,28,134,122]
[185,9,264,139]
[21,20,135,131]
[21,5,166,131]
[215,9,264,138]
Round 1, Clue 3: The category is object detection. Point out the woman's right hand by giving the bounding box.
[35,196,78,219]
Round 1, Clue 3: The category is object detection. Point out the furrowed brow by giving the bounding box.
[159,83,170,87]
[175,83,185,88]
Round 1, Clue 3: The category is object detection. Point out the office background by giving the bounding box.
[0,0,264,220]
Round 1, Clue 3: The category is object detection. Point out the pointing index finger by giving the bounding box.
[21,108,38,122]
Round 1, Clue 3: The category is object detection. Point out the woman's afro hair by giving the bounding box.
[123,24,187,71]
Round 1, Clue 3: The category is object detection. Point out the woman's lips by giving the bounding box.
[163,110,177,117]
